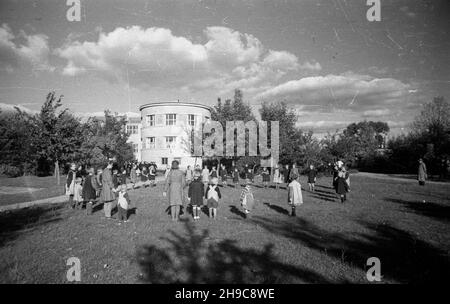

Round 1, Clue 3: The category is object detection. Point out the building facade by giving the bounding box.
[125,116,142,162]
[138,101,212,169]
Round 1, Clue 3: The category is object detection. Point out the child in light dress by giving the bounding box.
[117,184,130,223]
[240,182,255,218]
[205,177,221,219]
[288,173,303,216]
[73,177,84,210]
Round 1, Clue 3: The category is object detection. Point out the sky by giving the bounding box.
[0,0,449,137]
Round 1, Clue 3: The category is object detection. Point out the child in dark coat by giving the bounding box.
[188,170,204,220]
[307,164,317,192]
[233,167,240,187]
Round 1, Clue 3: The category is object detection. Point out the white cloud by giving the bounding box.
[0,24,53,71]
[255,72,411,110]
[298,61,322,71]
[56,26,313,95]
[0,102,37,116]
[362,109,391,117]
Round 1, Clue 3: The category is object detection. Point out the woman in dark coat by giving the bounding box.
[163,160,186,221]
[335,167,349,203]
[101,162,116,219]
[283,164,290,185]
[83,167,98,215]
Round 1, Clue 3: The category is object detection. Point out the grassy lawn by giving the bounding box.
[0,175,449,284]
[0,175,65,206]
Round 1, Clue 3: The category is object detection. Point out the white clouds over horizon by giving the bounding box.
[55,25,322,95]
[255,72,413,112]
[0,24,53,72]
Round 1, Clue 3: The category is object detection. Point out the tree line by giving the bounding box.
[212,90,450,177]
[1,90,449,179]
[0,92,134,179]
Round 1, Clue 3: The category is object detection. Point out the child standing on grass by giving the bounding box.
[141,166,149,188]
[118,168,126,189]
[205,177,221,219]
[240,181,255,218]
[261,167,270,188]
[307,164,317,192]
[210,166,218,179]
[188,170,204,220]
[246,167,254,184]
[149,164,156,187]
[117,184,130,223]
[273,164,282,190]
[202,165,210,188]
[219,164,227,187]
[83,168,98,215]
[233,167,240,187]
[288,173,303,216]
[130,164,137,189]
[73,177,84,210]
[336,167,349,203]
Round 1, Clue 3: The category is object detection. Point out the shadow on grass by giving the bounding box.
[229,205,246,219]
[136,220,330,283]
[0,203,65,248]
[315,184,335,191]
[385,198,450,222]
[263,202,289,215]
[251,216,450,283]
[314,189,336,196]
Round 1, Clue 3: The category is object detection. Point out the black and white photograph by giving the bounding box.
[0,0,449,290]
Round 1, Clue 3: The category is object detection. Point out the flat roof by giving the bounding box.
[139,101,212,112]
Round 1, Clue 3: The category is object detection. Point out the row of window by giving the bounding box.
[126,124,139,135]
[126,114,210,134]
[143,136,177,149]
[145,114,198,127]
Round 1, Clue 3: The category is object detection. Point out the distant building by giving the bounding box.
[138,101,212,169]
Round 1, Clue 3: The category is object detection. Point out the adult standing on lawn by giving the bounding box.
[283,164,290,186]
[418,158,428,186]
[65,163,77,209]
[83,167,98,215]
[273,164,282,190]
[163,160,186,221]
[101,161,116,219]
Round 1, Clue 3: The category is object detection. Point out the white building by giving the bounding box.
[124,116,142,162]
[137,101,212,169]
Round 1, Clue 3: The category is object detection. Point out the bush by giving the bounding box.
[0,164,22,177]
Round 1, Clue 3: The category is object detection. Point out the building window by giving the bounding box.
[146,137,155,149]
[188,114,196,127]
[132,143,138,153]
[162,157,168,165]
[166,114,176,125]
[146,115,155,126]
[165,136,176,149]
[126,124,138,134]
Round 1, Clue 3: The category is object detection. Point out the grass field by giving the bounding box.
[0,175,449,284]
[0,175,65,206]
